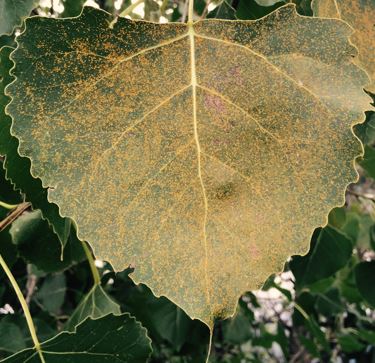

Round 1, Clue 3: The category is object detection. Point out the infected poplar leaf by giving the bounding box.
[7,5,371,327]
[312,0,375,93]
[0,46,72,248]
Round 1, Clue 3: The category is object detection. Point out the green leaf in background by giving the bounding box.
[236,0,285,19]
[9,210,85,273]
[370,224,375,250]
[61,0,86,17]
[0,228,17,276]
[338,331,366,353]
[327,207,346,229]
[290,226,353,289]
[355,111,375,145]
[0,319,26,354]
[355,261,375,307]
[66,285,121,331]
[207,0,236,19]
[0,0,36,35]
[359,145,375,179]
[125,284,204,351]
[34,274,66,315]
[0,46,71,248]
[3,314,152,363]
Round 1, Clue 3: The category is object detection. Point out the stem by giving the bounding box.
[0,202,31,232]
[160,0,169,15]
[294,303,309,320]
[188,0,194,23]
[119,0,144,18]
[0,254,45,363]
[347,189,375,202]
[0,200,19,210]
[205,329,213,363]
[82,242,100,286]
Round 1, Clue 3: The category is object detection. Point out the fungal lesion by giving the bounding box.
[214,182,235,201]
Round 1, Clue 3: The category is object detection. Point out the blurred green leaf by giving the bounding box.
[222,308,252,344]
[35,274,66,315]
[0,0,36,35]
[0,319,26,353]
[207,0,237,19]
[10,210,85,273]
[236,0,285,19]
[290,227,353,289]
[338,331,365,353]
[328,207,346,229]
[355,261,375,307]
[61,0,86,17]
[355,111,375,145]
[359,145,375,179]
[370,224,375,250]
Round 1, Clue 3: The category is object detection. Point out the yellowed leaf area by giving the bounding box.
[8,5,371,327]
[312,0,375,93]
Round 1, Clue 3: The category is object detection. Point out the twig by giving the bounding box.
[347,189,375,201]
[181,0,189,23]
[0,254,45,363]
[119,0,144,17]
[25,265,38,305]
[200,0,211,19]
[0,202,31,232]
[0,200,19,210]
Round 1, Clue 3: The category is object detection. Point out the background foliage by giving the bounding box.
[0,0,374,362]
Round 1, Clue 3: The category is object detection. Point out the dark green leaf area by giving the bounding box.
[355,261,375,307]
[66,285,121,331]
[290,226,353,289]
[10,210,85,273]
[3,314,152,363]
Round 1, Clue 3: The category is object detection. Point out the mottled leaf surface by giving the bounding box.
[0,0,36,35]
[3,314,152,362]
[7,5,371,326]
[312,0,375,93]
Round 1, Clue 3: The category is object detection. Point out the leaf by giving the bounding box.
[0,46,72,248]
[359,145,375,179]
[236,0,285,19]
[35,274,67,314]
[61,0,86,17]
[7,5,370,326]
[0,0,37,35]
[338,331,366,353]
[207,0,237,20]
[66,285,121,331]
[290,226,353,289]
[370,224,375,250]
[9,210,85,273]
[312,0,375,93]
[0,319,26,353]
[355,261,375,307]
[355,111,375,145]
[3,314,152,363]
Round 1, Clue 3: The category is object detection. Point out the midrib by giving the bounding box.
[188,22,211,314]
